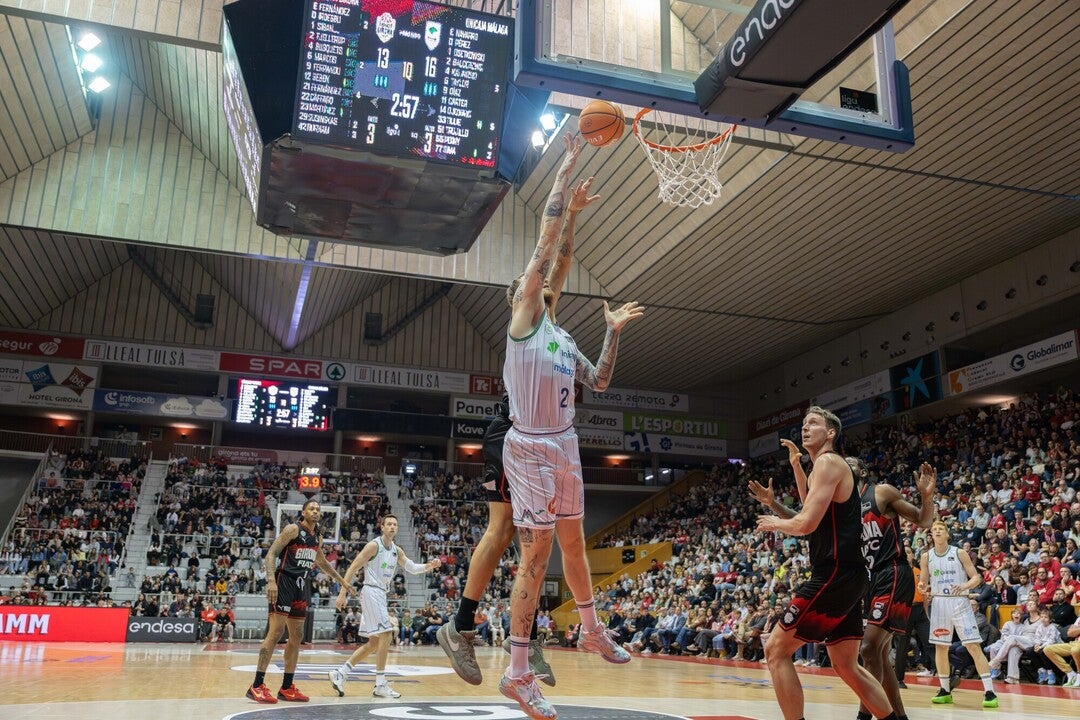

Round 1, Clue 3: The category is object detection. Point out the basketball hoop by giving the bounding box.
[632,108,737,209]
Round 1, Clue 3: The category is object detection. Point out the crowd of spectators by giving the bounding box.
[0,450,145,606]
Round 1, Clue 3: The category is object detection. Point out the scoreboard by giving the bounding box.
[293,0,514,168]
[234,378,333,430]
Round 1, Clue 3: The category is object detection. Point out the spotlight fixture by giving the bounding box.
[759,392,768,400]
[859,350,869,359]
[1004,288,1017,299]
[880,341,890,350]
[925,321,936,332]
[81,53,103,73]
[840,357,851,367]
[1071,261,1080,273]
[77,32,101,52]
[774,385,783,394]
[531,130,545,148]
[539,113,557,132]
[823,365,832,374]
[1035,275,1048,286]
[806,372,815,381]
[950,311,961,322]
[790,379,799,387]
[976,300,988,311]
[902,331,912,342]
[88,76,111,93]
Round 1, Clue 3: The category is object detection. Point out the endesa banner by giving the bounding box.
[126,616,199,642]
[0,606,128,642]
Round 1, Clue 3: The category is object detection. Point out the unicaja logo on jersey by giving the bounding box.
[547,340,559,353]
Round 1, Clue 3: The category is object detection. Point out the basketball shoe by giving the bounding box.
[499,671,557,720]
[245,684,277,704]
[982,691,998,708]
[437,618,482,685]
[579,626,631,664]
[502,637,557,686]
[373,683,402,698]
[328,668,348,697]
[277,685,309,702]
[931,688,953,704]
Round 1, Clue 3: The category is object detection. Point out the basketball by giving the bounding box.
[578,100,625,147]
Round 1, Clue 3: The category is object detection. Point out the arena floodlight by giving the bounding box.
[78,32,101,52]
[81,54,103,73]
[539,112,557,132]
[531,130,545,148]
[88,76,111,93]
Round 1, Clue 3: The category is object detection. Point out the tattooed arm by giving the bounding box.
[508,135,584,338]
[264,524,299,606]
[546,177,601,313]
[573,301,646,391]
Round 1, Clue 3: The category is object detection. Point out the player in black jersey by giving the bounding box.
[246,499,353,704]
[849,457,937,720]
[753,407,896,720]
[437,394,554,686]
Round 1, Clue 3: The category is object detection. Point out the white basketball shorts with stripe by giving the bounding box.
[503,426,584,529]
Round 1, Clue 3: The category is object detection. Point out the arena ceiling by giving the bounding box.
[0,0,1077,395]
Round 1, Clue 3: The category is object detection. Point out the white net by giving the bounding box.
[276,502,342,543]
[632,108,736,209]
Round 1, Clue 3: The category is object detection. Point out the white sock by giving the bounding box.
[375,672,386,686]
[509,636,530,677]
[939,675,950,692]
[980,673,993,692]
[576,600,599,632]
[340,661,353,674]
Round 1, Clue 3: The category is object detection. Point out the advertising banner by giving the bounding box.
[125,616,199,642]
[84,340,219,371]
[574,408,623,432]
[748,401,809,438]
[451,417,489,441]
[94,389,231,419]
[450,395,501,419]
[209,447,279,464]
[812,370,891,409]
[576,427,625,450]
[468,374,506,396]
[624,412,727,439]
[583,387,689,413]
[0,359,98,410]
[836,393,896,427]
[219,353,324,380]
[0,606,128,642]
[353,364,469,393]
[947,330,1078,396]
[890,351,942,410]
[623,431,727,457]
[748,432,780,459]
[0,331,84,359]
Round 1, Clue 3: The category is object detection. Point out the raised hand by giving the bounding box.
[780,438,802,465]
[569,177,602,212]
[557,133,584,178]
[915,462,937,497]
[603,300,645,331]
[748,477,776,507]
[756,514,782,534]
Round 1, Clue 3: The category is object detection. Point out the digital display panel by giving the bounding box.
[234,379,333,430]
[293,0,513,167]
[222,20,264,216]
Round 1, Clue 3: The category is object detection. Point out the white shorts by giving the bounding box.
[358,585,393,637]
[503,426,584,529]
[928,596,981,645]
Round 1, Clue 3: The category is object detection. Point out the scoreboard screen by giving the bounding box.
[293,0,513,168]
[234,379,333,430]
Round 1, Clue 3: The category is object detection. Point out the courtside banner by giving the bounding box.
[84,340,219,371]
[0,606,128,642]
[0,330,85,359]
[947,330,1078,396]
[126,616,199,642]
[583,387,689,412]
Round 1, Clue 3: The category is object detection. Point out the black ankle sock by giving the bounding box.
[530,618,539,641]
[455,597,479,632]
[856,712,873,720]
[898,714,909,720]
[253,671,265,687]
[878,713,898,720]
[282,672,294,690]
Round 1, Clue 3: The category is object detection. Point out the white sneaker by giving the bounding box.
[916,669,935,677]
[579,626,631,664]
[373,683,401,698]
[328,668,347,697]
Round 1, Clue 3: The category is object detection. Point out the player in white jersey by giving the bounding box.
[499,134,645,720]
[919,520,997,708]
[328,515,440,699]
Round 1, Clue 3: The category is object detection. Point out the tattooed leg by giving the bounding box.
[509,526,554,639]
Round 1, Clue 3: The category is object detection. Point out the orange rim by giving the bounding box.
[632,107,737,153]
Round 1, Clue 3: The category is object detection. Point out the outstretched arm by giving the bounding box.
[756,454,847,536]
[397,546,441,574]
[748,477,798,519]
[509,136,584,337]
[546,177,601,312]
[885,462,937,528]
[573,301,645,391]
[780,439,808,502]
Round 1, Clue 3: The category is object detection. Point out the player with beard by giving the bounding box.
[437,168,602,687]
[247,499,353,704]
[754,407,895,720]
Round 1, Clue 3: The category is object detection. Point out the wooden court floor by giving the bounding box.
[2,640,1072,720]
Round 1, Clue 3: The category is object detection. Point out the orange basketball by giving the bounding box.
[578,100,625,147]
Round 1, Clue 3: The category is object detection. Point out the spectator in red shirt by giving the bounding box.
[1057,567,1079,603]
[1038,550,1062,582]
[1033,567,1059,605]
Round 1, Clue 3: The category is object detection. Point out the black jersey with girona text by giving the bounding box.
[808,451,864,570]
[277,523,321,580]
[860,482,906,572]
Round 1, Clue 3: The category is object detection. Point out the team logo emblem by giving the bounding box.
[547,340,560,353]
[424,21,442,50]
[871,601,886,620]
[375,12,396,43]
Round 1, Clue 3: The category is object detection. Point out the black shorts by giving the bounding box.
[483,463,511,504]
[270,573,311,618]
[865,561,915,633]
[482,414,512,504]
[779,565,867,645]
